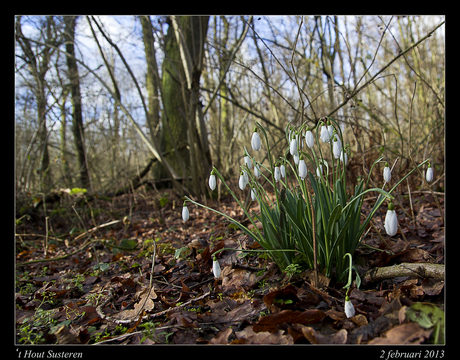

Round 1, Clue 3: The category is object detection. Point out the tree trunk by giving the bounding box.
[15,16,55,191]
[161,16,210,195]
[64,15,90,190]
[139,16,161,145]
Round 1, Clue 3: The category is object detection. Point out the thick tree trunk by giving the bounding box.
[64,15,90,189]
[139,16,161,145]
[161,16,210,195]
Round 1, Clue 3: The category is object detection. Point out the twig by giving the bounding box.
[149,291,211,320]
[16,239,98,266]
[73,219,121,241]
[363,263,444,285]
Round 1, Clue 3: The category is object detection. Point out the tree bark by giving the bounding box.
[64,15,91,189]
[362,263,445,285]
[161,16,210,195]
[140,16,161,144]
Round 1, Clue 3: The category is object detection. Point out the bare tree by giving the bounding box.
[63,15,91,189]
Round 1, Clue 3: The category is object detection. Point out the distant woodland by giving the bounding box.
[15,15,445,205]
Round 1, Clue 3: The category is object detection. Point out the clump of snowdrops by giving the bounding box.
[183,117,431,284]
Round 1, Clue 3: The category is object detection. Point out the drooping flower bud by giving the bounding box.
[254,163,261,178]
[299,157,307,180]
[280,164,286,178]
[244,155,252,169]
[344,295,355,318]
[426,164,433,182]
[182,204,190,222]
[212,256,221,278]
[290,136,298,156]
[316,164,323,177]
[333,136,341,159]
[251,188,256,201]
[305,128,314,148]
[239,172,247,190]
[340,150,348,165]
[251,127,261,151]
[383,162,391,183]
[320,123,331,143]
[209,171,216,191]
[274,166,281,182]
[384,201,398,236]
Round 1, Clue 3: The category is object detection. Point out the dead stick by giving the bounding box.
[362,263,444,285]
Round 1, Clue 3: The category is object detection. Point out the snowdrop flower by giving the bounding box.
[254,163,261,178]
[333,136,341,159]
[316,164,323,177]
[333,130,342,149]
[251,128,261,151]
[320,123,331,143]
[340,150,348,165]
[305,128,314,148]
[280,164,286,178]
[299,157,307,180]
[274,166,281,182]
[290,136,299,156]
[384,202,398,236]
[182,204,190,222]
[244,155,252,169]
[426,164,433,182]
[293,154,299,165]
[383,162,391,183]
[327,123,334,139]
[344,295,355,318]
[251,188,256,201]
[212,257,221,278]
[208,171,216,191]
[239,172,247,190]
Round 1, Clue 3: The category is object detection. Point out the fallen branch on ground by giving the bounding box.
[362,262,444,285]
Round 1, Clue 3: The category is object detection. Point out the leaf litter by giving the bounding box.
[15,190,444,344]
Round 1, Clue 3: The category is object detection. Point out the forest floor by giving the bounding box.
[15,185,445,346]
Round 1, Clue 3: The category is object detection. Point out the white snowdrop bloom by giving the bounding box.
[383,163,391,183]
[333,132,342,149]
[243,170,249,187]
[293,154,299,165]
[290,137,298,156]
[299,158,307,180]
[320,125,331,143]
[305,129,314,148]
[244,155,252,169]
[340,150,348,165]
[212,258,221,278]
[274,166,281,182]
[182,205,190,222]
[333,136,341,159]
[239,172,247,190]
[316,164,323,177]
[251,129,261,151]
[384,202,398,236]
[254,163,261,178]
[208,174,216,191]
[327,124,334,139]
[344,296,355,318]
[251,188,256,201]
[280,164,286,178]
[426,165,433,182]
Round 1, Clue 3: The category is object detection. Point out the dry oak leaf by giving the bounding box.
[233,326,293,344]
[295,324,348,344]
[253,309,326,333]
[368,322,432,344]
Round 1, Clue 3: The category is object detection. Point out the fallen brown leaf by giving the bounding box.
[233,326,293,344]
[253,309,325,333]
[368,322,432,344]
[295,324,347,344]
